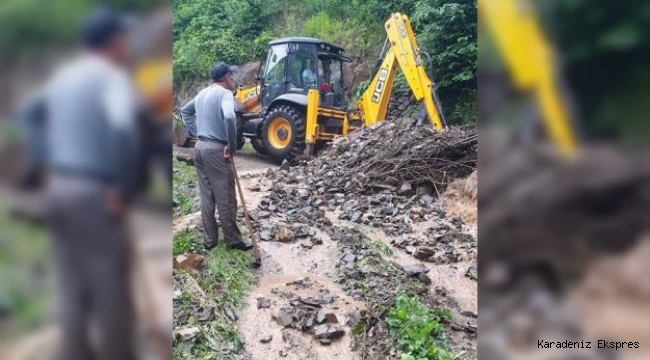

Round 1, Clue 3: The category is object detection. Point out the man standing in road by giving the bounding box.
[181,62,252,251]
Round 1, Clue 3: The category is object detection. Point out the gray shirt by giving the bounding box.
[180,84,237,151]
[21,54,139,196]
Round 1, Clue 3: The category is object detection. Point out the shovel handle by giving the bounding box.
[230,158,261,264]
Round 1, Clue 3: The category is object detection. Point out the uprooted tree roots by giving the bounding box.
[297,122,477,195]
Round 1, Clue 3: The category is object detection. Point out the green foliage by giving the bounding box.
[446,89,477,125]
[387,294,455,360]
[535,0,650,140]
[411,0,477,94]
[173,0,278,84]
[173,0,478,124]
[0,0,166,64]
[173,228,198,256]
[172,157,199,217]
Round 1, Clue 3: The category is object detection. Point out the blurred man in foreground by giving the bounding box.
[20,7,140,360]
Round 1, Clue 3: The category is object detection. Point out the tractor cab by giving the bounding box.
[259,37,351,110]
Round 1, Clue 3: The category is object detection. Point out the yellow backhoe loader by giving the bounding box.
[232,13,447,162]
[480,0,579,156]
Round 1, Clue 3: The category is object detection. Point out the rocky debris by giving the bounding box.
[313,324,345,343]
[275,227,295,242]
[223,306,237,321]
[465,265,477,281]
[391,221,476,264]
[257,297,272,309]
[267,288,349,346]
[330,225,477,359]
[398,182,414,197]
[324,312,339,324]
[247,123,476,245]
[173,254,205,271]
[285,278,313,289]
[248,183,261,192]
[176,327,201,341]
[275,309,294,327]
[386,91,418,120]
[318,290,334,304]
[259,230,273,241]
[401,262,433,284]
[260,334,273,343]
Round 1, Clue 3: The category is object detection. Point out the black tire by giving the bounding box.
[251,138,268,155]
[236,113,246,150]
[261,105,306,162]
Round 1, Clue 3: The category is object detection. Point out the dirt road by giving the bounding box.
[172,146,478,359]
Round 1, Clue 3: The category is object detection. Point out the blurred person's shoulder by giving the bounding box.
[50,54,130,88]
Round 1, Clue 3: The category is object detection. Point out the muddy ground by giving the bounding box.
[173,143,478,359]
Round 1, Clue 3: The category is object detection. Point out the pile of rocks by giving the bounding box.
[296,122,476,196]
[386,90,418,120]
[268,290,347,345]
[243,123,478,264]
[391,220,476,265]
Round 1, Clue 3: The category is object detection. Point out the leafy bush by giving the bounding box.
[387,294,455,360]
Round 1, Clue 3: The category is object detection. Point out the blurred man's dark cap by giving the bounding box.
[211,61,238,81]
[83,7,132,49]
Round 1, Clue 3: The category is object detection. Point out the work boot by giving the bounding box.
[228,242,253,251]
[204,241,218,251]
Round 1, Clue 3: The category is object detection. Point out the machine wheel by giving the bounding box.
[236,113,246,150]
[262,105,306,162]
[251,138,268,155]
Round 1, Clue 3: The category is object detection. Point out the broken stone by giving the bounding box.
[173,254,205,271]
[260,230,273,241]
[299,297,322,308]
[342,252,356,264]
[319,291,334,304]
[260,334,273,343]
[402,263,429,276]
[350,211,363,223]
[276,309,293,327]
[398,182,414,197]
[384,176,399,186]
[419,194,435,205]
[275,227,295,242]
[417,273,432,285]
[257,297,271,309]
[346,310,362,327]
[416,184,433,195]
[313,324,345,340]
[413,247,435,260]
[224,306,237,321]
[325,313,339,324]
[176,327,200,341]
[295,226,311,238]
[461,310,478,318]
[318,338,332,345]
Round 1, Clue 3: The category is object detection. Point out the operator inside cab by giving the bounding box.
[302,58,317,86]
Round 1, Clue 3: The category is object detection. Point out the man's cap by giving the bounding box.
[211,61,238,81]
[82,7,132,49]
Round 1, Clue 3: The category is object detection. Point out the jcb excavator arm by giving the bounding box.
[480,0,578,156]
[357,13,446,130]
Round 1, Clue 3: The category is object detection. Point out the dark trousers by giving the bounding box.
[194,140,242,247]
[48,175,135,360]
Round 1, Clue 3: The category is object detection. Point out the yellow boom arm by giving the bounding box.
[357,13,446,130]
[480,0,578,156]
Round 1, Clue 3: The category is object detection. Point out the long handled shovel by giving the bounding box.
[229,157,262,267]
